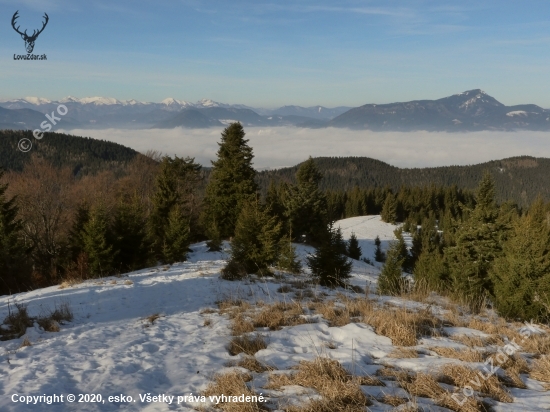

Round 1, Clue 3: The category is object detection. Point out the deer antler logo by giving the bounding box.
[11,11,49,54]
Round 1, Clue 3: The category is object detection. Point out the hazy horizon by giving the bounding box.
[59,126,550,170]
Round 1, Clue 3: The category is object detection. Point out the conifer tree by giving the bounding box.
[277,234,301,274]
[112,196,153,271]
[381,193,397,224]
[162,206,190,264]
[0,171,31,295]
[413,217,446,291]
[347,232,362,260]
[202,123,258,240]
[150,156,201,258]
[445,172,504,311]
[378,240,406,295]
[82,205,117,277]
[285,157,327,244]
[491,198,550,321]
[223,200,282,279]
[307,223,352,287]
[68,202,90,262]
[374,235,385,262]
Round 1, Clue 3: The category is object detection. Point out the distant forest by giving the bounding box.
[1,130,548,207]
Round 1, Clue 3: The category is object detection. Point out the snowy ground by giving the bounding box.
[1,216,549,411]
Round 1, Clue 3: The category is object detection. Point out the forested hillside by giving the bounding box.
[0,130,139,175]
[257,156,550,206]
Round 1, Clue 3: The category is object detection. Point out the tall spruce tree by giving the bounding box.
[347,232,362,260]
[445,172,504,311]
[307,223,352,287]
[285,157,327,244]
[82,205,117,277]
[413,217,446,291]
[277,234,301,274]
[378,239,406,295]
[381,193,398,224]
[491,198,550,321]
[0,171,31,295]
[374,235,385,262]
[202,123,258,240]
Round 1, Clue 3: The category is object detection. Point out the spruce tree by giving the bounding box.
[307,223,352,287]
[381,193,397,224]
[223,200,282,279]
[150,156,201,258]
[445,172,504,311]
[202,123,258,240]
[374,235,385,262]
[112,196,153,271]
[68,202,90,262]
[412,217,446,291]
[285,157,327,244]
[0,171,31,295]
[277,234,301,274]
[82,205,117,277]
[378,240,406,295]
[491,198,550,321]
[347,232,362,260]
[162,206,190,264]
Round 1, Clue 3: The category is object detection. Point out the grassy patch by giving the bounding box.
[228,334,268,356]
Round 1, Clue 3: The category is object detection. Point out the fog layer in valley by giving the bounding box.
[60,127,550,169]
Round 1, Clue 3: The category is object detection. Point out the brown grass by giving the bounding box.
[440,364,512,403]
[397,372,483,412]
[499,353,529,389]
[2,303,33,338]
[19,336,32,348]
[530,355,550,385]
[228,334,268,356]
[429,347,485,362]
[277,285,293,294]
[449,334,504,348]
[387,347,419,359]
[218,299,252,319]
[204,318,212,327]
[378,394,408,407]
[203,371,264,412]
[252,302,307,330]
[146,313,160,324]
[266,357,372,410]
[225,356,275,373]
[37,318,60,332]
[231,314,255,335]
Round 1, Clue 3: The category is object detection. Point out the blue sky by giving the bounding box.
[1,0,549,108]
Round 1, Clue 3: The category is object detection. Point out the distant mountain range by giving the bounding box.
[0,90,548,131]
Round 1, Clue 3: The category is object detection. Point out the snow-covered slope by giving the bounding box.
[1,217,549,411]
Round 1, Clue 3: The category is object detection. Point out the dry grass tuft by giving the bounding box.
[397,372,483,412]
[309,301,351,327]
[440,364,512,403]
[429,346,485,362]
[204,318,212,327]
[201,308,218,315]
[2,303,33,338]
[231,314,255,335]
[225,356,275,373]
[58,277,84,289]
[19,336,32,348]
[378,394,408,407]
[387,347,419,359]
[252,301,307,330]
[218,299,252,319]
[449,333,504,348]
[530,355,550,385]
[363,306,442,346]
[146,313,160,325]
[124,280,134,285]
[499,353,529,389]
[228,334,268,356]
[277,285,293,294]
[266,357,372,409]
[203,371,263,412]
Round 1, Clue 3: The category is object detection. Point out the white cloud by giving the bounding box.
[60,126,550,170]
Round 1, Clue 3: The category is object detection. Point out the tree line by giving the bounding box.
[1,123,549,321]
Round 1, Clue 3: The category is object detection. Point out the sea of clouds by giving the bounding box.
[60,126,550,170]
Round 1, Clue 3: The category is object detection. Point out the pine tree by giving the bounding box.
[381,193,397,224]
[347,232,362,260]
[412,217,446,291]
[67,202,90,261]
[162,206,190,264]
[378,240,406,295]
[223,200,282,279]
[0,171,31,295]
[374,235,385,262]
[82,205,117,277]
[112,196,153,271]
[445,172,504,312]
[285,157,327,244]
[307,223,352,287]
[491,198,550,321]
[202,123,258,240]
